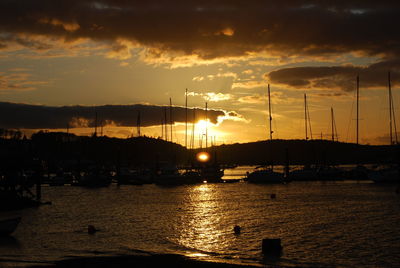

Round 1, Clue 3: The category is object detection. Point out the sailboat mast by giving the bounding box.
[389,71,393,144]
[185,88,188,148]
[304,93,308,140]
[169,98,173,143]
[94,110,98,137]
[137,111,141,137]
[161,119,164,140]
[331,107,334,141]
[268,84,273,141]
[205,102,208,149]
[164,107,168,141]
[191,109,195,149]
[388,71,398,144]
[356,75,359,145]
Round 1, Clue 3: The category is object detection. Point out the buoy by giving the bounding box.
[270,194,276,199]
[234,225,241,235]
[88,225,97,234]
[262,238,282,255]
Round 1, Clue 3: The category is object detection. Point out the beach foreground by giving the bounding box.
[28,254,262,268]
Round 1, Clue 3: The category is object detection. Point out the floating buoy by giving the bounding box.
[270,194,276,199]
[88,225,97,234]
[262,238,282,255]
[234,225,241,235]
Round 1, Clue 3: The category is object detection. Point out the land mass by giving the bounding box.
[0,131,398,168]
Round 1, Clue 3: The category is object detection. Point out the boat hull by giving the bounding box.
[0,217,21,236]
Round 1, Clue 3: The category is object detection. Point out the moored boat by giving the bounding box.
[0,217,21,236]
[368,166,399,183]
[245,166,285,184]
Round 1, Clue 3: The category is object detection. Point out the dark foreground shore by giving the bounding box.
[27,254,262,268]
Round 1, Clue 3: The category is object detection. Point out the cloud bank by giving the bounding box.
[267,59,400,91]
[0,1,399,60]
[0,102,237,129]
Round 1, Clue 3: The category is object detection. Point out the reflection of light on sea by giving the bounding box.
[177,184,226,256]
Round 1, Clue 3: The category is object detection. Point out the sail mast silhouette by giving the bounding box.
[304,93,312,140]
[388,71,398,144]
[331,107,338,142]
[268,84,273,141]
[305,94,307,140]
[169,98,173,143]
[137,111,141,137]
[356,75,359,145]
[205,102,208,149]
[185,88,188,148]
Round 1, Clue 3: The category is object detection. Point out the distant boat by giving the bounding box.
[343,165,369,180]
[199,164,224,183]
[316,165,344,181]
[73,169,112,187]
[155,164,201,185]
[245,166,285,184]
[44,172,74,186]
[0,217,21,236]
[369,166,399,184]
[289,165,318,181]
[117,167,152,185]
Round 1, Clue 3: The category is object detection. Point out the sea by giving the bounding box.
[1,166,399,267]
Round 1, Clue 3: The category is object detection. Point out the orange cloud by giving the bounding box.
[0,70,48,91]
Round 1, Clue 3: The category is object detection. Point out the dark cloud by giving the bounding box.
[0,102,227,129]
[267,59,400,91]
[0,1,399,59]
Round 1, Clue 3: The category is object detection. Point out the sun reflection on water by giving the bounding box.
[176,184,228,255]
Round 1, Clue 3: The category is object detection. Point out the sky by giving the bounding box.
[1,1,400,146]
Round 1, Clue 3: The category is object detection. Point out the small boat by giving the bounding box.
[343,165,370,180]
[199,164,224,183]
[289,165,318,181]
[46,172,75,186]
[368,166,399,183]
[0,217,21,236]
[155,165,201,185]
[74,170,112,187]
[316,165,344,181]
[245,166,285,184]
[117,167,152,185]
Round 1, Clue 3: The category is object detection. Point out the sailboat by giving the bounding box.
[288,93,319,181]
[246,84,285,184]
[315,107,345,181]
[369,72,400,183]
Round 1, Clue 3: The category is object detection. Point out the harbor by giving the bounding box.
[2,1,400,267]
[1,178,399,267]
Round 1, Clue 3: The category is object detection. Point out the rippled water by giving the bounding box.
[1,170,400,267]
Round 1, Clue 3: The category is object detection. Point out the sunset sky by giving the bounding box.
[1,1,400,146]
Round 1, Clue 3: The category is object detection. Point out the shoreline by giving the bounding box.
[26,254,262,268]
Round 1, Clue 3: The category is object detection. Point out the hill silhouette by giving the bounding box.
[0,131,398,170]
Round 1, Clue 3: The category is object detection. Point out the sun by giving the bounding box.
[196,119,209,134]
[196,152,210,162]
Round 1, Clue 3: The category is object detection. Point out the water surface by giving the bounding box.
[0,176,399,267]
